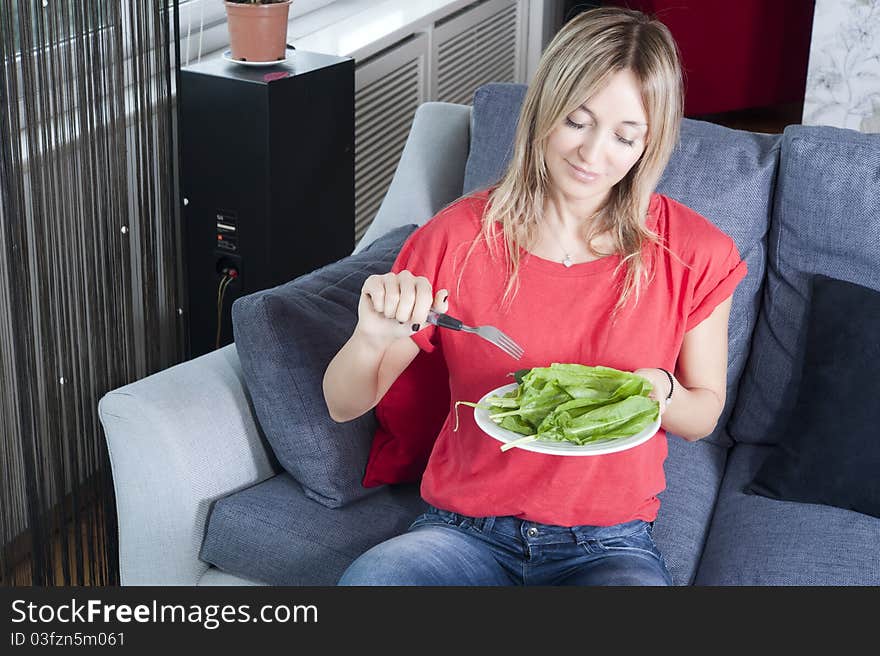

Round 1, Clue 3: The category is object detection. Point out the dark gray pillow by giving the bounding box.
[747,275,880,518]
[232,224,418,508]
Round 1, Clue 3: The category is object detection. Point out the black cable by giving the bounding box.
[215,273,234,349]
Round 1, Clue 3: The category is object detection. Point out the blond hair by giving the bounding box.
[466,7,684,314]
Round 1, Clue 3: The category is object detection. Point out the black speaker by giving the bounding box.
[180,50,354,359]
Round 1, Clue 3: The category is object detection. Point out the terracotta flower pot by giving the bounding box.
[225,1,292,63]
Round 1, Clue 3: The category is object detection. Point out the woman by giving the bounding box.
[323,6,746,585]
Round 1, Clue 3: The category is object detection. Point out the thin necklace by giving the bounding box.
[544,225,575,267]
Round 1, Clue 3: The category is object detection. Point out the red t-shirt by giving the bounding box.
[391,189,747,526]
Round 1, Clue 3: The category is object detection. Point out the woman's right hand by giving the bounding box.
[356,270,448,348]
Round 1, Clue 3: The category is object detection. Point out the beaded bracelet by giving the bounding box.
[657,367,674,402]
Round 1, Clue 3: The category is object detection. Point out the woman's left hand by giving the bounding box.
[632,367,671,415]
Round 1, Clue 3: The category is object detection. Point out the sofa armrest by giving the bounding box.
[98,344,278,585]
[353,101,472,253]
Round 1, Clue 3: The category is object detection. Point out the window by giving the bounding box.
[5,0,113,55]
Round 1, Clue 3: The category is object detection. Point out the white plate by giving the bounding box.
[472,382,661,456]
[222,50,290,67]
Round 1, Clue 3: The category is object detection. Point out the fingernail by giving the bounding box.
[411,323,420,332]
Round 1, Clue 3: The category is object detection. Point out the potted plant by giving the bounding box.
[225,0,293,63]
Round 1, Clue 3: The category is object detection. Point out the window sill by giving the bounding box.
[195,0,476,64]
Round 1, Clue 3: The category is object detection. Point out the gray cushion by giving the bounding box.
[655,121,779,447]
[462,83,526,195]
[462,82,779,447]
[653,436,729,585]
[729,126,880,445]
[199,473,427,585]
[695,444,880,585]
[232,224,418,508]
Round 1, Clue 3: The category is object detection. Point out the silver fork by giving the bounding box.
[426,309,524,360]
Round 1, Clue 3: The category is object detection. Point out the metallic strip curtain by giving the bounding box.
[0,0,183,585]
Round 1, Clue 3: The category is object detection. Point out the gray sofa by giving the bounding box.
[99,83,880,586]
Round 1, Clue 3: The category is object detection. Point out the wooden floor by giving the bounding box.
[6,503,108,586]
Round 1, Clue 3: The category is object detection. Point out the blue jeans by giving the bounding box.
[337,505,673,586]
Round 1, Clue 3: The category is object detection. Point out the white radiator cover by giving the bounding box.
[434,0,522,104]
[353,0,528,242]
